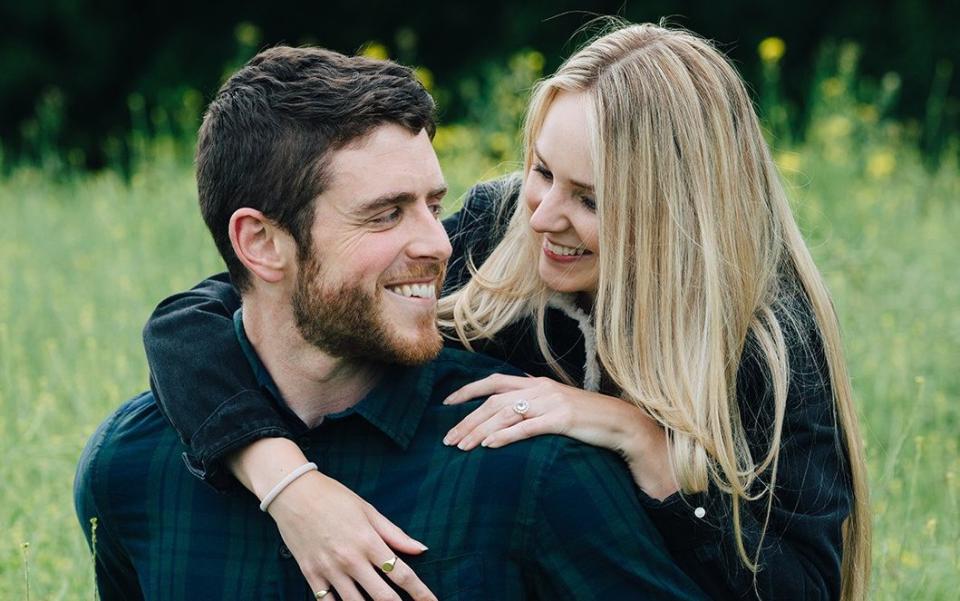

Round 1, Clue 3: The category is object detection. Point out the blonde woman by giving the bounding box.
[143,21,869,600]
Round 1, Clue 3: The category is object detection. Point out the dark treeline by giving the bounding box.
[2,0,958,169]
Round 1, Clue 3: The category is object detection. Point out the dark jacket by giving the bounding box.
[143,178,853,600]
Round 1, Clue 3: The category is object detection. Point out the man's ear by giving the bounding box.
[228,208,295,284]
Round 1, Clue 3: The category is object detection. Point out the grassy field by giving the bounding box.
[1,45,958,599]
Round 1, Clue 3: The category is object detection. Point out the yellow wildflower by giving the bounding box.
[488,132,511,156]
[821,77,844,99]
[857,105,878,124]
[822,115,852,140]
[900,551,921,568]
[360,42,389,61]
[413,67,434,92]
[528,50,545,73]
[234,22,261,47]
[776,152,802,173]
[866,150,896,179]
[758,37,786,63]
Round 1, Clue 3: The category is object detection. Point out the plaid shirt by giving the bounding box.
[75,313,706,600]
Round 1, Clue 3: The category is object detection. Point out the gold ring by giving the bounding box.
[380,556,398,573]
[314,590,330,599]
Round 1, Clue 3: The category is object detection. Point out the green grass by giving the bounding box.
[1,48,958,599]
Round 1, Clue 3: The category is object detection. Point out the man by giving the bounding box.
[74,46,705,600]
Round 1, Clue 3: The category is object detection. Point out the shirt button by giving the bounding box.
[694,507,706,519]
[279,544,293,559]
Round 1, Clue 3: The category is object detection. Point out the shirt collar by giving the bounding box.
[232,309,436,449]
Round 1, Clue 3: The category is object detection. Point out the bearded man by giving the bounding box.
[74,46,705,600]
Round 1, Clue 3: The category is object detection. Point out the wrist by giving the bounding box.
[614,403,657,463]
[618,405,679,500]
[227,437,310,499]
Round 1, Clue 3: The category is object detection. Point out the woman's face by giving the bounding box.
[524,91,600,295]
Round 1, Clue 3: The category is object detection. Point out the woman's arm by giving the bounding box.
[441,374,678,499]
[143,273,291,484]
[143,274,435,600]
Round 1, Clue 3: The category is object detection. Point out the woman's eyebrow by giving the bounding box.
[534,146,594,191]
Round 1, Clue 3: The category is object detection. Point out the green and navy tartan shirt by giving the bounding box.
[74,312,705,600]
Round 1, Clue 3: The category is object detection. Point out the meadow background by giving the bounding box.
[2,4,959,600]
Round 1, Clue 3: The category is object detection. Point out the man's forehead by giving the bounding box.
[321,125,443,207]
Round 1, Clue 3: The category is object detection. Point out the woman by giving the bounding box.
[144,21,870,600]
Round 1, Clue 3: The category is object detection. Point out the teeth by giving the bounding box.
[544,240,586,256]
[387,282,437,299]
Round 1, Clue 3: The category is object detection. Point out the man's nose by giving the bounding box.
[407,204,452,261]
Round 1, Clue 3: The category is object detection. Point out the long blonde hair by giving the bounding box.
[439,21,870,598]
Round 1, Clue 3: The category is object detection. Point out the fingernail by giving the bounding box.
[480,439,489,448]
[442,435,452,445]
[417,542,429,551]
[457,441,468,450]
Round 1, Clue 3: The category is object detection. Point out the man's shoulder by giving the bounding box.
[429,347,523,392]
[76,391,181,493]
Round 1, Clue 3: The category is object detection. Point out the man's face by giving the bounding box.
[292,124,451,365]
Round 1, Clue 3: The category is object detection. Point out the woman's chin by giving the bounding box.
[538,267,595,296]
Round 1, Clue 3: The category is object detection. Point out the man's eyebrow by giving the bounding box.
[534,146,594,192]
[356,186,448,214]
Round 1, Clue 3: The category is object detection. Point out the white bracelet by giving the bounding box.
[258,462,318,512]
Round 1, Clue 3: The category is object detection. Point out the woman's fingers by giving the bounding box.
[365,504,429,556]
[303,574,332,600]
[268,473,436,601]
[347,562,404,601]
[376,556,437,601]
[443,394,516,446]
[456,404,528,451]
[481,415,554,448]
[442,372,531,405]
[326,574,365,601]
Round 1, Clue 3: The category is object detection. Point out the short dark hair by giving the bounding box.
[196,46,436,291]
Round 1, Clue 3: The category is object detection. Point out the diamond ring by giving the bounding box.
[512,399,530,416]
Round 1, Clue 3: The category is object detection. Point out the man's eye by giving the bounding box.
[533,164,553,181]
[429,203,444,219]
[372,208,402,224]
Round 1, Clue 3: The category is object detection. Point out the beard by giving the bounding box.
[291,252,445,366]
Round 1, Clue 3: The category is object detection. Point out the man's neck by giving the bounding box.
[241,298,381,428]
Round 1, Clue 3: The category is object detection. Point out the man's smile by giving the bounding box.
[385,280,438,301]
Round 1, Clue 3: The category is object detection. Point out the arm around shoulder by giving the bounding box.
[142,272,293,487]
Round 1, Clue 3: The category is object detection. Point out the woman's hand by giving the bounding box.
[441,373,679,500]
[230,438,437,601]
[268,471,437,601]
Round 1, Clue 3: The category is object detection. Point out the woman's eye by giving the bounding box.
[580,195,597,212]
[533,164,553,181]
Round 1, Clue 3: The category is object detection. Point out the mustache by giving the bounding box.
[381,261,446,285]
